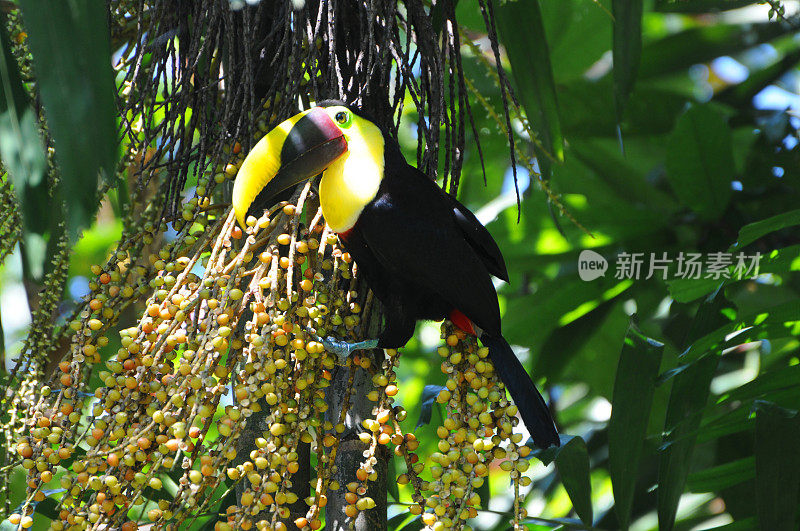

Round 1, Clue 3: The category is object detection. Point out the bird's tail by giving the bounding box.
[480,333,560,449]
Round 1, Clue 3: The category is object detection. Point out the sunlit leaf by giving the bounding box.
[537,298,617,380]
[540,0,613,82]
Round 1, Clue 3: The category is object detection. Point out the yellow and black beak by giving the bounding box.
[232,107,348,226]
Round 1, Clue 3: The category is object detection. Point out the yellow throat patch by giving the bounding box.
[318,107,385,233]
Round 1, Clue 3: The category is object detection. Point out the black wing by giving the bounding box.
[445,194,509,282]
[357,167,502,335]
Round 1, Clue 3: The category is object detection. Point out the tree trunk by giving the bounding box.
[325,299,388,531]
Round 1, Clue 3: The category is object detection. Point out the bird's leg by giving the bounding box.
[304,325,378,364]
[320,336,378,362]
[321,337,379,362]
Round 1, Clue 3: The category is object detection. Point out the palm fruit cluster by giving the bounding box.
[8,161,542,531]
[5,117,543,531]
[393,323,533,531]
[10,164,369,530]
[9,175,543,531]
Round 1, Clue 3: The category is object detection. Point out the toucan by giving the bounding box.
[232,100,559,449]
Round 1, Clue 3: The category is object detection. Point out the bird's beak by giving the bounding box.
[232,107,348,227]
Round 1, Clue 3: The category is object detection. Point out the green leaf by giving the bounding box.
[0,11,48,235]
[612,0,643,121]
[658,354,720,531]
[609,326,664,530]
[735,209,800,249]
[680,298,799,364]
[665,104,734,220]
[558,76,690,137]
[19,0,119,241]
[494,0,564,178]
[667,244,800,302]
[388,512,423,531]
[557,436,593,525]
[540,0,613,82]
[571,138,677,212]
[687,456,755,493]
[534,435,593,525]
[720,365,800,406]
[654,0,758,12]
[754,401,800,531]
[0,11,46,187]
[536,298,617,380]
[667,277,723,304]
[503,275,632,352]
[8,488,64,522]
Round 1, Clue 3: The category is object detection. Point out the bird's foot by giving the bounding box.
[321,337,379,364]
[304,325,379,364]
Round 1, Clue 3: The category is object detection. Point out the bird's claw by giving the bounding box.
[304,325,379,364]
[321,337,380,364]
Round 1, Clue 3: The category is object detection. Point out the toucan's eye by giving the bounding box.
[334,111,349,125]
